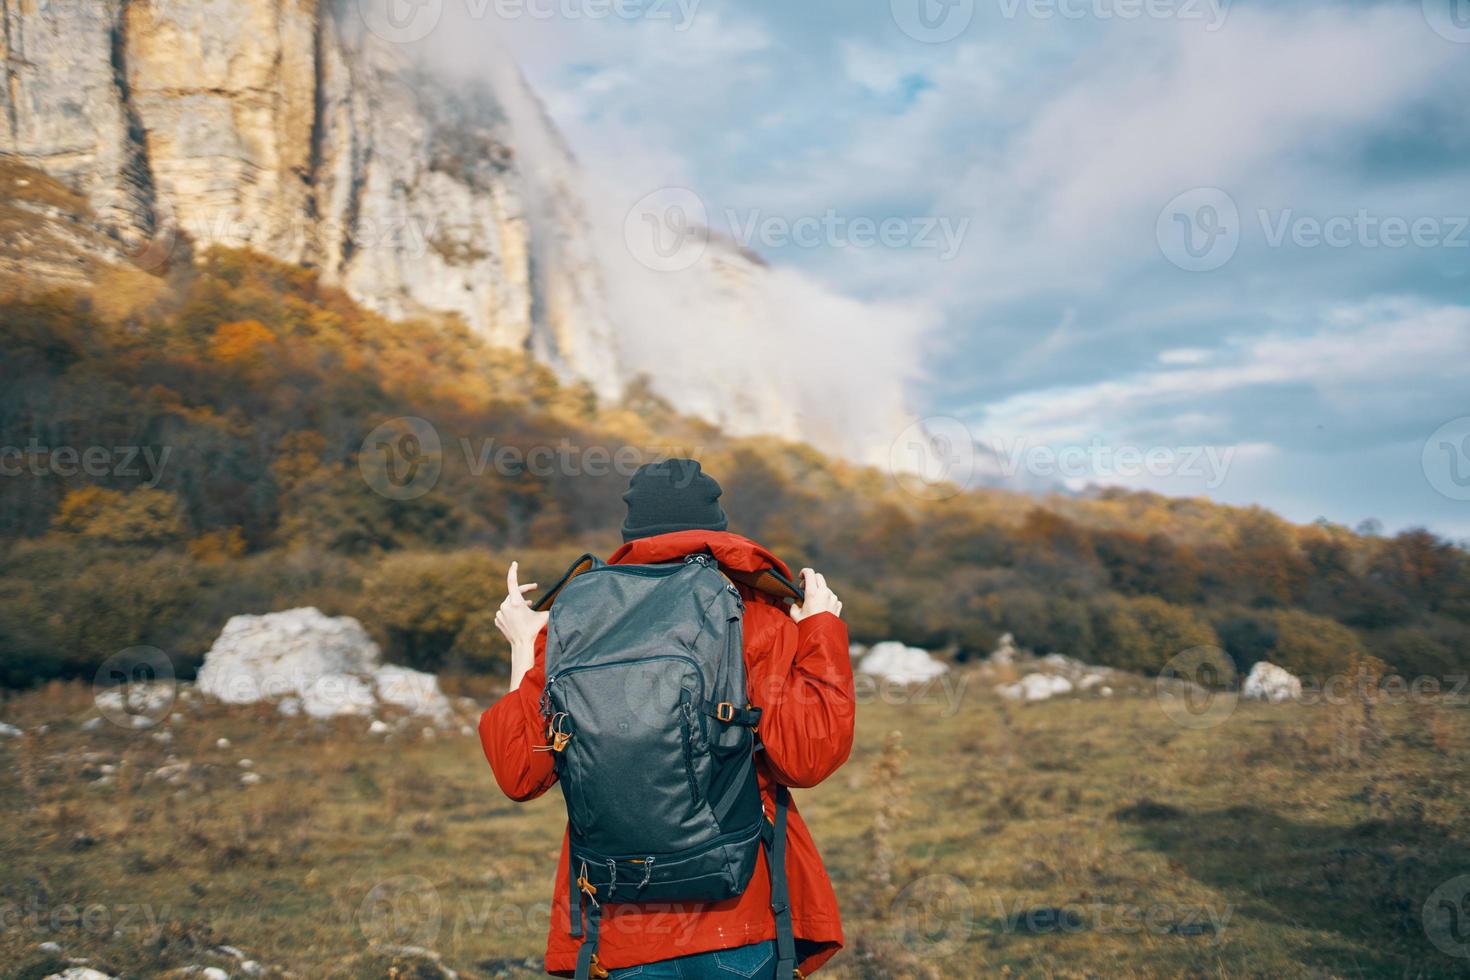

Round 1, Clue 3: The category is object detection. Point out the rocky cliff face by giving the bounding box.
[1,0,617,390]
[2,0,911,455]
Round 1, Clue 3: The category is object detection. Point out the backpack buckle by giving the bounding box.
[716,702,736,723]
[536,711,572,753]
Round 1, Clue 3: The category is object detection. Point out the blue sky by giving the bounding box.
[435,0,1470,540]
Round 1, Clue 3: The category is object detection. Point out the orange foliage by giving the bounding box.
[208,319,277,365]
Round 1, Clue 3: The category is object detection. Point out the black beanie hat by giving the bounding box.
[620,458,728,542]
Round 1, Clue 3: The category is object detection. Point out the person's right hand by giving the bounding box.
[790,568,842,623]
[495,561,548,650]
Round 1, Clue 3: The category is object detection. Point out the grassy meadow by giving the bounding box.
[3,664,1468,979]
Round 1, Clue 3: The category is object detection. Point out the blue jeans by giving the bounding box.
[605,940,777,979]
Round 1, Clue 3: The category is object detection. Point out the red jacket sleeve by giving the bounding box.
[478,627,558,802]
[748,610,856,789]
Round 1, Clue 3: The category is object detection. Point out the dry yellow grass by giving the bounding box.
[2,672,1468,978]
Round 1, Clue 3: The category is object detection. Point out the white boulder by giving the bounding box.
[989,632,1019,665]
[197,608,451,721]
[0,721,22,737]
[858,642,949,685]
[997,673,1075,702]
[44,970,114,980]
[374,664,452,720]
[1242,660,1302,703]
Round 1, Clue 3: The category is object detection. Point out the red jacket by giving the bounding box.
[479,530,855,976]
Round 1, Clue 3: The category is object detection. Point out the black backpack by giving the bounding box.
[534,552,800,980]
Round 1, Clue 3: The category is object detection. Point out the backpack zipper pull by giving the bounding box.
[637,856,655,889]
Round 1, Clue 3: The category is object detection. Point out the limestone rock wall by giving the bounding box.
[0,0,620,393]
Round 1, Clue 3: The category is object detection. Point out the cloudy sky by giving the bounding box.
[420,0,1470,539]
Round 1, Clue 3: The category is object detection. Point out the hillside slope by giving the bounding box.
[1,248,1466,689]
[0,0,921,454]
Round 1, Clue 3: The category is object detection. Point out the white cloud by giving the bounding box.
[967,301,1470,446]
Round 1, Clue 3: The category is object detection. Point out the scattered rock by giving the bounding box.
[240,772,262,786]
[43,969,113,980]
[369,719,391,736]
[997,673,1074,702]
[215,737,231,749]
[0,721,22,736]
[1242,660,1302,703]
[375,664,453,721]
[38,941,64,955]
[80,717,103,732]
[858,642,949,685]
[198,608,452,721]
[95,683,174,719]
[989,632,1018,665]
[238,758,253,769]
[375,945,458,979]
[147,762,191,785]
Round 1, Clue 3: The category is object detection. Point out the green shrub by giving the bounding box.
[1367,619,1470,680]
[1258,609,1366,680]
[1089,594,1219,674]
[360,550,507,672]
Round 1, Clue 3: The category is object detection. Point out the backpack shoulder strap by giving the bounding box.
[534,553,805,609]
[532,553,604,611]
[764,784,797,978]
[722,565,805,604]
